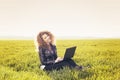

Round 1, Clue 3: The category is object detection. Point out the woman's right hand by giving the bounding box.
[55,57,63,63]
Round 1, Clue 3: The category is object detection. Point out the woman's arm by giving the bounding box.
[55,57,63,63]
[53,45,63,63]
[39,48,55,65]
[53,45,58,59]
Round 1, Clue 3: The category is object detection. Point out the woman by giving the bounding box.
[35,31,82,71]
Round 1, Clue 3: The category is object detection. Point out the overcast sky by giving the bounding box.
[0,0,120,39]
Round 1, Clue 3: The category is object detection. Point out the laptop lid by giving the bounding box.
[63,46,76,60]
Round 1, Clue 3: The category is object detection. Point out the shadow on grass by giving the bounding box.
[78,70,94,79]
[45,67,94,80]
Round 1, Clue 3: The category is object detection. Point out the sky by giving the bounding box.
[0,0,120,39]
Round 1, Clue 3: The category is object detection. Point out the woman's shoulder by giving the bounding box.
[38,46,42,49]
[51,44,56,48]
[38,46,46,52]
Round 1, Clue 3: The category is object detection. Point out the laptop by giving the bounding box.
[63,46,77,60]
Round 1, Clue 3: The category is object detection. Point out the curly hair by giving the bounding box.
[34,31,56,51]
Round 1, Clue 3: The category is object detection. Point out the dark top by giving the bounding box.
[38,44,58,65]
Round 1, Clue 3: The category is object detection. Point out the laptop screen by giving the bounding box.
[63,46,76,60]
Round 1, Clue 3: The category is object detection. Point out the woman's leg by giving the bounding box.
[44,59,79,71]
[44,61,69,71]
[65,59,78,68]
[44,64,54,71]
[52,61,70,70]
[52,59,78,70]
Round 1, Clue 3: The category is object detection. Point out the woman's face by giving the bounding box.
[42,34,51,44]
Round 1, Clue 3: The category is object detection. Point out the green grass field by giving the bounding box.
[0,39,120,80]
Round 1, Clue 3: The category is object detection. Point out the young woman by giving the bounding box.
[35,31,82,71]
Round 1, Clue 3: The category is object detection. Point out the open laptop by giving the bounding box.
[63,46,77,60]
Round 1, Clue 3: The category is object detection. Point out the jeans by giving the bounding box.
[44,59,78,71]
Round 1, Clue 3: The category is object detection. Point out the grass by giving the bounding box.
[0,39,120,80]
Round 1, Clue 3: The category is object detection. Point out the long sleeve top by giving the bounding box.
[38,44,58,65]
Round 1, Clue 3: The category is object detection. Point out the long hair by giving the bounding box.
[34,31,56,52]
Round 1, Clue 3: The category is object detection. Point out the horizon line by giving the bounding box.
[0,36,120,40]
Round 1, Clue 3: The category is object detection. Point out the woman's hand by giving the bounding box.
[55,57,63,63]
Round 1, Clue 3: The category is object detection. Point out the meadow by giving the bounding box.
[0,39,120,80]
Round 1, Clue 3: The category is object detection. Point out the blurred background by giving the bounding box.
[0,0,120,39]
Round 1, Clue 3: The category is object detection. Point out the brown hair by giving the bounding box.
[35,31,55,51]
